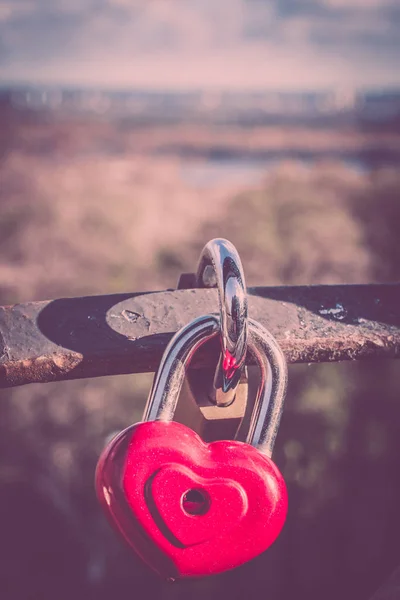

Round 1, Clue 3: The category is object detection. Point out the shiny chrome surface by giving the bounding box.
[246,318,288,456]
[195,238,248,406]
[143,315,220,424]
[143,314,287,457]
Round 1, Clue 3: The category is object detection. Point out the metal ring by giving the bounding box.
[143,314,287,457]
[195,239,248,406]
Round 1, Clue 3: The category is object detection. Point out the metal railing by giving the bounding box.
[1,281,399,389]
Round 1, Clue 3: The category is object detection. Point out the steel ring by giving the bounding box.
[195,238,248,406]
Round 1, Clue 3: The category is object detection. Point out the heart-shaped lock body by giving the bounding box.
[96,420,287,579]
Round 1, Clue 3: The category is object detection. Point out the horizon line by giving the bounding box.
[1,79,400,95]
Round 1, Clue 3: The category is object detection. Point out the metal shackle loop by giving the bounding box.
[196,239,248,407]
[143,314,288,457]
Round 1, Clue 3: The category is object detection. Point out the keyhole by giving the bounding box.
[182,489,210,516]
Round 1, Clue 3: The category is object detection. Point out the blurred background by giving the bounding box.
[1,1,400,599]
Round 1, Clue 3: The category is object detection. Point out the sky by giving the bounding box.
[0,0,399,90]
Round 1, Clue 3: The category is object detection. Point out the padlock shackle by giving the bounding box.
[143,315,220,424]
[246,318,288,455]
[143,314,287,457]
[196,239,248,406]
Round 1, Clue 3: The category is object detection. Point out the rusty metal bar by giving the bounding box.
[0,283,399,389]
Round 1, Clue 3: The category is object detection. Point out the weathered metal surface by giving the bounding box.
[0,284,399,388]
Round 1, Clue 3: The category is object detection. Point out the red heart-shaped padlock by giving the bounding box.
[96,420,287,579]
